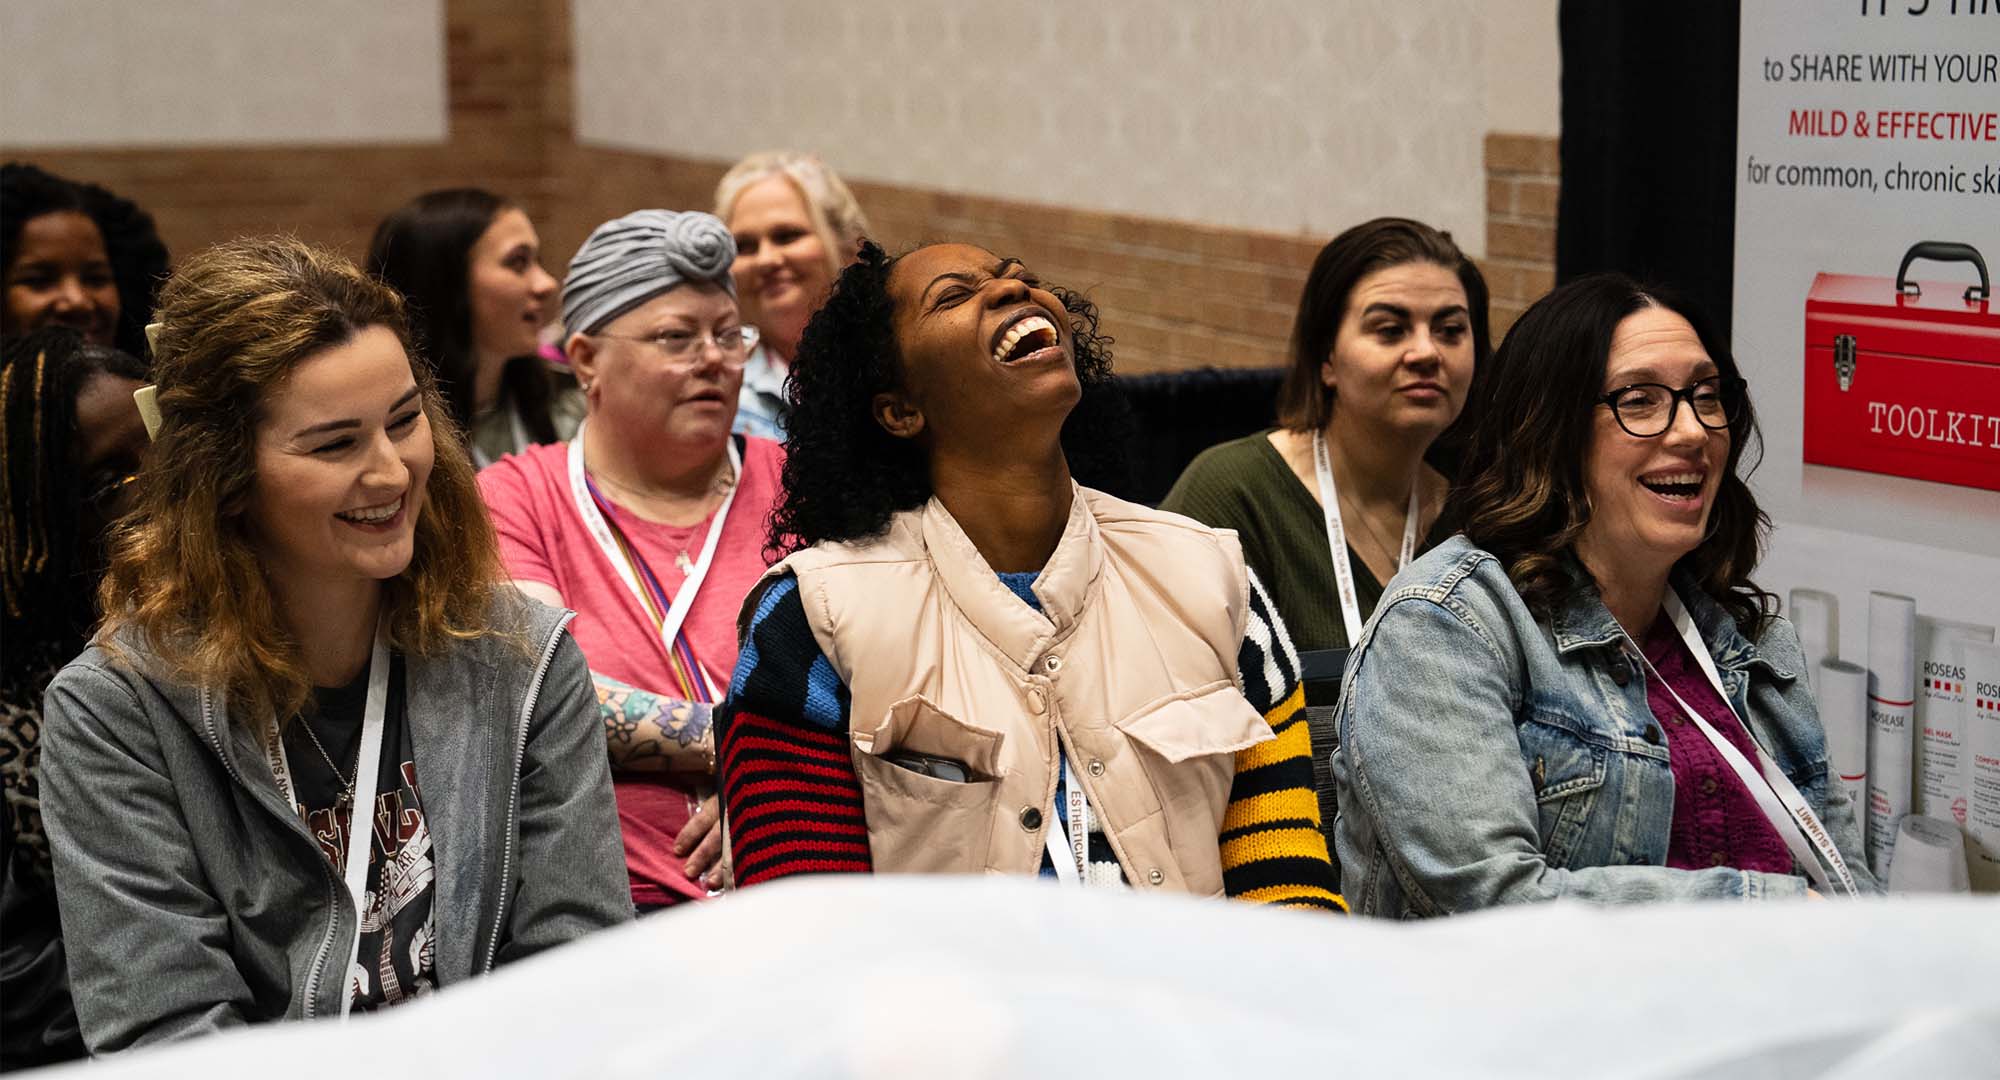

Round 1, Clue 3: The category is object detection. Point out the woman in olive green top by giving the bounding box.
[1163,217,1491,659]
[1164,219,1489,848]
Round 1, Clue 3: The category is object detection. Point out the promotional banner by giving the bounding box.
[1736,4,1999,886]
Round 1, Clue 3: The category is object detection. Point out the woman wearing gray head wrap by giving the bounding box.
[476,208,786,911]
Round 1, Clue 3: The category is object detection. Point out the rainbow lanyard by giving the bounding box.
[566,424,740,705]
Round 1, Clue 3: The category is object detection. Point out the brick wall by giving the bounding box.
[8,0,1559,375]
[1481,133,1562,340]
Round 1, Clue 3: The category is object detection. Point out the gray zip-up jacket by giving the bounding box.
[39,593,631,1054]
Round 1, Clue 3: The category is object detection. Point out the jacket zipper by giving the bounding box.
[201,688,345,1020]
[480,613,574,974]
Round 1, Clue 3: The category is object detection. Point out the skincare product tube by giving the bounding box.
[1913,617,1995,826]
[1789,588,1839,694]
[1884,815,1971,894]
[1963,640,2000,893]
[1866,592,1918,879]
[1819,659,1871,851]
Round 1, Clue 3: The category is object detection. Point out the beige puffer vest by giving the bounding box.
[754,485,1273,895]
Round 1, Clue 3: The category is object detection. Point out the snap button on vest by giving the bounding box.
[1087,759,1105,777]
[1643,725,1662,745]
[1147,868,1165,885]
[1019,806,1043,832]
[1026,687,1047,714]
[1611,660,1631,687]
[1042,654,1063,674]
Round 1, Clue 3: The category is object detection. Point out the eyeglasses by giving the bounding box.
[1596,375,1747,438]
[591,324,760,368]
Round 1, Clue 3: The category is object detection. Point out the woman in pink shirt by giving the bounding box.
[479,210,782,909]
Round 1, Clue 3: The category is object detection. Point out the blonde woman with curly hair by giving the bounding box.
[39,236,628,1054]
[714,150,871,438]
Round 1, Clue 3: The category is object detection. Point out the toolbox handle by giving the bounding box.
[1895,241,1990,302]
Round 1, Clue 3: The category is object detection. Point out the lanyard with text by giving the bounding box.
[566,422,740,703]
[1630,592,1860,896]
[264,622,390,1018]
[1043,759,1091,886]
[1313,432,1420,645]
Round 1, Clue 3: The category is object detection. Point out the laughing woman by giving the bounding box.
[1332,275,1874,917]
[715,241,1341,910]
[39,237,628,1053]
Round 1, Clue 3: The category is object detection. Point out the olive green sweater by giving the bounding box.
[1159,431,1449,657]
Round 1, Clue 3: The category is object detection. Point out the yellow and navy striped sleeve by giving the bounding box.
[1221,569,1347,913]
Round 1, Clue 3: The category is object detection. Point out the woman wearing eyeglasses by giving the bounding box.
[478,210,782,909]
[1331,274,1875,917]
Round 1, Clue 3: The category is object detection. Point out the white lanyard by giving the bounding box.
[1313,432,1420,644]
[1043,758,1091,886]
[566,421,740,697]
[265,623,391,1018]
[470,406,531,470]
[1627,592,1859,896]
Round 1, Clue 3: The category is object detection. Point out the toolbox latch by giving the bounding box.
[1833,334,1857,391]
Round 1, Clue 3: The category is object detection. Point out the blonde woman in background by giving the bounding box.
[713,151,871,439]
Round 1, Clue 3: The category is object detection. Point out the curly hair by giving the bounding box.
[97,235,507,722]
[2,162,170,360]
[767,241,1129,557]
[1440,273,1775,636]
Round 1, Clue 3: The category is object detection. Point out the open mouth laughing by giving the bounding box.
[1637,469,1706,503]
[336,495,405,530]
[990,308,1062,366]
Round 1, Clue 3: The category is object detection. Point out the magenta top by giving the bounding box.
[1640,613,1795,875]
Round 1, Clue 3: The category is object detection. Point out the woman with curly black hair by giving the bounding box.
[2,163,170,360]
[716,241,1341,910]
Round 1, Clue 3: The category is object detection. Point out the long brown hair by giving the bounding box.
[1440,273,1775,635]
[98,235,506,721]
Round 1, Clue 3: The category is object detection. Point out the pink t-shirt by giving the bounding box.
[479,435,783,905]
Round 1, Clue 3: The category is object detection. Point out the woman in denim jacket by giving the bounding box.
[1333,274,1874,917]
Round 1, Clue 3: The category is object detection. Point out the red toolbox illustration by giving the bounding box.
[1803,241,1999,493]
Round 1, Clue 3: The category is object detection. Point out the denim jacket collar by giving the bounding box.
[1547,557,1795,682]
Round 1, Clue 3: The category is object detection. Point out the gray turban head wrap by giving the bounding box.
[561,209,738,335]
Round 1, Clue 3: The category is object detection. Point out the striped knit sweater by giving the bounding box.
[717,565,1345,913]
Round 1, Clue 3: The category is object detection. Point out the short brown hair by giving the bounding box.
[98,236,505,720]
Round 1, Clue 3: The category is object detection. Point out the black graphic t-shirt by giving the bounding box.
[284,656,437,1011]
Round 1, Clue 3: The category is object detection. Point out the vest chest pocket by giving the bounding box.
[1113,682,1274,884]
[851,695,1007,874]
[1517,713,1609,867]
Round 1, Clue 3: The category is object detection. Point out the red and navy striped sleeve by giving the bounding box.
[717,575,872,885]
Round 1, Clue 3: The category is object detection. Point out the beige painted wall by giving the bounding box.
[573,0,1563,257]
[0,0,447,146]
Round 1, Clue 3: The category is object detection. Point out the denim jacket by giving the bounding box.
[1332,534,1875,918]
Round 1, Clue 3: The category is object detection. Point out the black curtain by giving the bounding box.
[1558,2,1741,337]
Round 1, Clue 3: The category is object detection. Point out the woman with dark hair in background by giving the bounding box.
[369,188,579,467]
[715,240,1341,910]
[0,327,149,1069]
[1332,274,1873,918]
[2,163,170,359]
[1162,218,1489,658]
[1160,218,1488,848]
